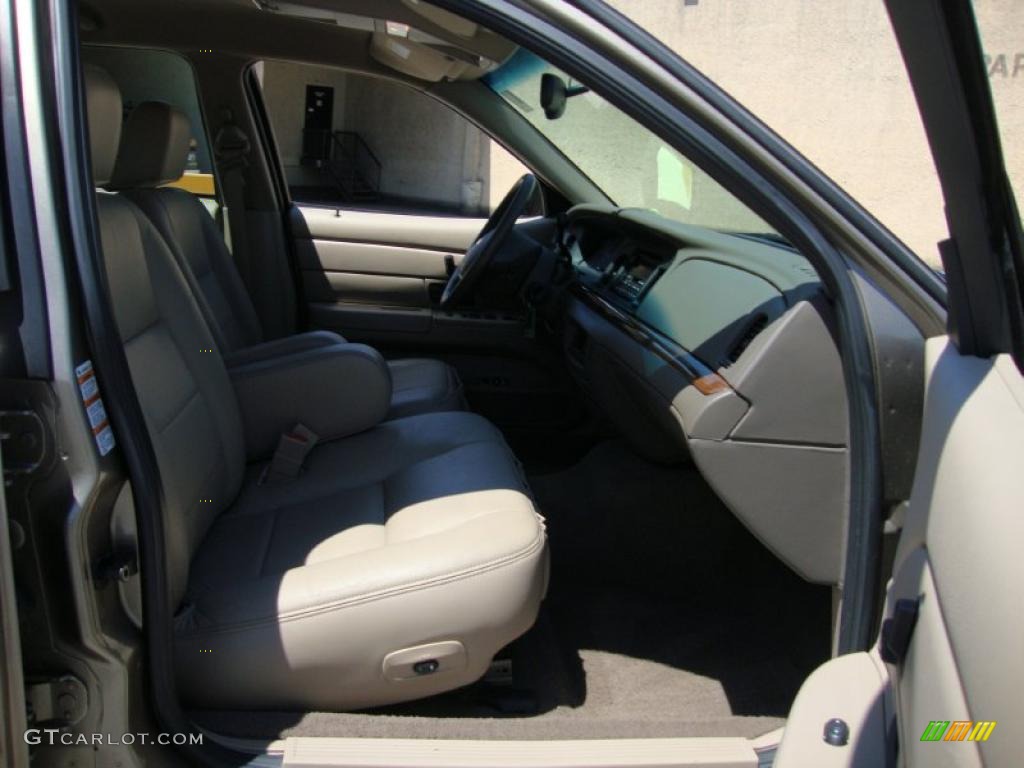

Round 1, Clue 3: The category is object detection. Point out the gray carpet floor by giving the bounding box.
[193,441,830,741]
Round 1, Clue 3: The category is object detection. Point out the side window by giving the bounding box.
[255,60,530,216]
[80,47,217,206]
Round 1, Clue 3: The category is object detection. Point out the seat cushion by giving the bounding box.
[174,412,548,710]
[386,357,466,419]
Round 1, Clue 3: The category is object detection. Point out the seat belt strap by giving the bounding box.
[260,424,319,484]
[213,112,253,289]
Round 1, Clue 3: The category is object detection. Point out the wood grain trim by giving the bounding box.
[572,283,732,396]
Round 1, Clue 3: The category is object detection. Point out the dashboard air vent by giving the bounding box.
[727,315,768,365]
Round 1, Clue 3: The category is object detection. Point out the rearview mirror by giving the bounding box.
[540,73,589,119]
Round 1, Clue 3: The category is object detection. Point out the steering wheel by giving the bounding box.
[440,174,539,308]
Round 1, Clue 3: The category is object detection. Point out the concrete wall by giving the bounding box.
[979,3,1024,263]
[343,75,473,208]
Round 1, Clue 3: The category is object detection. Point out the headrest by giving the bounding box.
[83,65,122,186]
[108,101,192,190]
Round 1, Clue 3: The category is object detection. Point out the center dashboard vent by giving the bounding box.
[726,314,768,365]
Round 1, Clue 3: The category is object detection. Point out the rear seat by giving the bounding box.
[86,64,547,711]
[107,100,466,421]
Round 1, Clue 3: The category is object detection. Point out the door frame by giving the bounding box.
[885,0,1024,364]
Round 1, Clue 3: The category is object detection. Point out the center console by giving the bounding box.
[607,251,666,305]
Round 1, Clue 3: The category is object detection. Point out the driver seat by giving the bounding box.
[107,100,465,420]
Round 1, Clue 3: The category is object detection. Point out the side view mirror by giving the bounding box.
[540,73,589,119]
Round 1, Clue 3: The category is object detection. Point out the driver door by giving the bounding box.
[290,205,482,340]
[257,63,528,345]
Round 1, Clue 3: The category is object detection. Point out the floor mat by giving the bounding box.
[193,441,830,741]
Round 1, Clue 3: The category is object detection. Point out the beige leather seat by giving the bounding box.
[106,100,465,421]
[86,65,547,711]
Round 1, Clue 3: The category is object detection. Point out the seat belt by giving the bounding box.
[259,423,319,484]
[213,111,253,289]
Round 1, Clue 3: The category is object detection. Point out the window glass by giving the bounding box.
[81,47,217,200]
[604,0,949,269]
[485,51,773,236]
[255,60,529,216]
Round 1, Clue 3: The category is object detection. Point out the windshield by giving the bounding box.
[484,51,775,237]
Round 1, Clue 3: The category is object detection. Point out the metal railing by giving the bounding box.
[301,129,381,202]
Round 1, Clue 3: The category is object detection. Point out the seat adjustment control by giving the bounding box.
[382,640,466,681]
[413,659,440,676]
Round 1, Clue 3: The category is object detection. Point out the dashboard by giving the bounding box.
[557,205,850,585]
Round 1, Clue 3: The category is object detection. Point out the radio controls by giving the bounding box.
[612,275,646,301]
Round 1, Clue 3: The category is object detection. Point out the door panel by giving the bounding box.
[296,239,453,279]
[885,338,1023,767]
[292,204,484,251]
[304,272,430,308]
[0,449,29,768]
[290,204,484,339]
[308,302,433,334]
[776,338,1023,765]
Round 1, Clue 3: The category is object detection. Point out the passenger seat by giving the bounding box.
[106,100,465,421]
[85,65,547,711]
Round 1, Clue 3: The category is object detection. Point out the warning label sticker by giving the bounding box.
[75,360,116,457]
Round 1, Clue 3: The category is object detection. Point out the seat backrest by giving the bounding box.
[108,101,264,354]
[85,66,245,607]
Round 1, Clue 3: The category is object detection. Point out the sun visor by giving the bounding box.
[369,31,472,81]
[402,0,478,38]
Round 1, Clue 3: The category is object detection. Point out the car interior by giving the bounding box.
[51,0,930,747]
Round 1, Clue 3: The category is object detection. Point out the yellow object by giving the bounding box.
[163,172,216,197]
